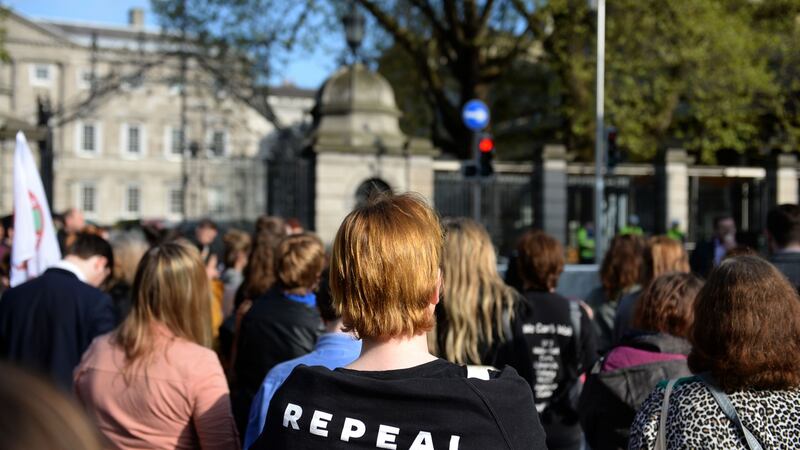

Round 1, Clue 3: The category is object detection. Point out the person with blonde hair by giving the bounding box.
[613,235,690,342]
[251,193,546,449]
[74,241,239,449]
[435,218,529,375]
[107,230,149,323]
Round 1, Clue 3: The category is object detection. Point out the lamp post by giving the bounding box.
[592,0,606,263]
[341,0,365,63]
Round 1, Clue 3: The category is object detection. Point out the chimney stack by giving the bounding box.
[128,8,145,29]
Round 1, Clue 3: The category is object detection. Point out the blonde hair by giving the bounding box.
[110,231,148,285]
[643,236,689,284]
[222,228,252,268]
[115,241,212,373]
[276,233,325,290]
[330,193,442,339]
[440,218,518,364]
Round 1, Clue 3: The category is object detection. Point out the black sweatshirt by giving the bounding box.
[252,359,547,449]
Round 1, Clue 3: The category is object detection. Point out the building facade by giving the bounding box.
[0,9,314,224]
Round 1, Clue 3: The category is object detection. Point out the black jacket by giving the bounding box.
[578,333,691,450]
[233,288,322,434]
[0,268,115,390]
[770,251,800,292]
[253,359,547,450]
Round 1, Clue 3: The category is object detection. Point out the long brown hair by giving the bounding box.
[238,217,286,303]
[689,256,800,392]
[440,218,518,364]
[115,241,212,373]
[600,234,645,301]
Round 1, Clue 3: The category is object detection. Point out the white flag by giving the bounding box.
[10,131,61,287]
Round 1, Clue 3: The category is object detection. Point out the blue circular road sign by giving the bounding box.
[462,99,490,131]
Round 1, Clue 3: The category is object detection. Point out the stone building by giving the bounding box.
[0,9,314,224]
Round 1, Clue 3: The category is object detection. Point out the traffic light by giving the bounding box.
[478,134,494,177]
[606,127,621,170]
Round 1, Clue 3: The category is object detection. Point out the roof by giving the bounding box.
[269,84,317,99]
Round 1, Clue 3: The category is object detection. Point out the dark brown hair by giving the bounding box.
[632,272,703,338]
[275,233,325,290]
[688,256,800,392]
[767,204,800,248]
[516,230,564,291]
[600,234,645,301]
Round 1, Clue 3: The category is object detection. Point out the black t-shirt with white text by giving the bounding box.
[518,290,597,419]
[252,359,547,449]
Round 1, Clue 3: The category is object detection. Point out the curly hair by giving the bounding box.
[600,234,645,301]
[632,272,703,338]
[688,255,800,392]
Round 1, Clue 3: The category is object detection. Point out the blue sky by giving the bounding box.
[7,0,337,89]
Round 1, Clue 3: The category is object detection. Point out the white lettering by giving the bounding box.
[309,410,333,437]
[376,424,400,449]
[449,435,461,450]
[409,431,434,450]
[340,417,366,442]
[283,403,302,430]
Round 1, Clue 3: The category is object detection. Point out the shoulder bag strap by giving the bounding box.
[655,378,677,450]
[698,373,764,450]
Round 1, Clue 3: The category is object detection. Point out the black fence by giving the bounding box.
[434,170,534,255]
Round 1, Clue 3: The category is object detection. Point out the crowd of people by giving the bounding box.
[0,196,799,449]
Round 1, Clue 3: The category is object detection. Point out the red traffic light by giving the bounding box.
[478,137,494,153]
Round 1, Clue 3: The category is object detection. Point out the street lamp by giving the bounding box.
[591,0,606,264]
[341,0,365,62]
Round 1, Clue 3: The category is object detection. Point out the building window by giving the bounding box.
[209,130,227,157]
[79,123,99,154]
[122,124,145,157]
[128,126,141,155]
[126,185,140,214]
[30,64,52,86]
[168,186,184,215]
[78,68,94,90]
[169,127,184,156]
[81,184,96,213]
[208,186,225,214]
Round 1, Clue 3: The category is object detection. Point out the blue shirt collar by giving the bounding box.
[284,291,316,307]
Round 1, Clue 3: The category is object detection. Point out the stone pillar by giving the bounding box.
[533,144,568,243]
[657,148,689,235]
[770,153,798,206]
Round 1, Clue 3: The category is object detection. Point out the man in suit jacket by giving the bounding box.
[690,215,737,277]
[0,233,115,390]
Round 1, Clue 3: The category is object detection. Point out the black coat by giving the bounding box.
[0,268,115,390]
[232,288,322,434]
[578,333,691,450]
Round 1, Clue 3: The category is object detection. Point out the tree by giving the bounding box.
[511,0,792,163]
[150,0,332,131]
[355,0,537,159]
